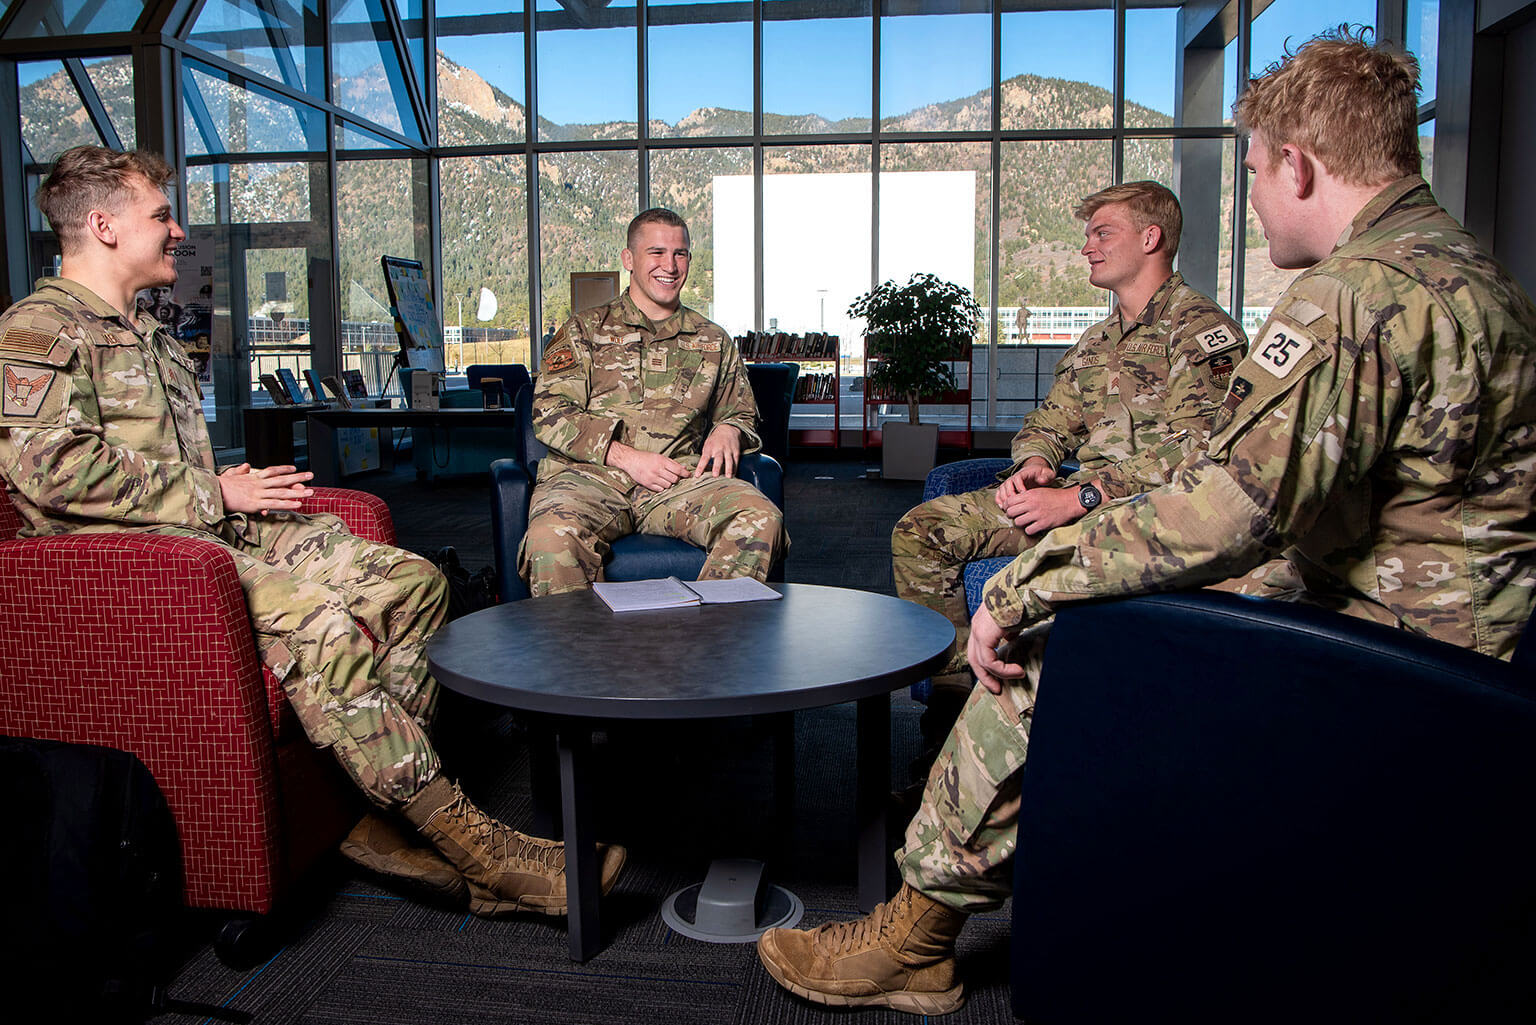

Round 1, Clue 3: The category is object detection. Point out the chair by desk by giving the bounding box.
[401,363,529,481]
[1011,590,1536,1023]
[0,488,398,959]
[491,382,785,602]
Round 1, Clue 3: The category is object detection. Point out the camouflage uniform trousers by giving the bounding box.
[520,468,786,596]
[896,625,1047,914]
[893,486,1037,693]
[155,512,449,808]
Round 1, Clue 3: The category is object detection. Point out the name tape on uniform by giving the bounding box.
[1251,322,1313,379]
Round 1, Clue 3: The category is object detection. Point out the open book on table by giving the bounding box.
[592,576,782,612]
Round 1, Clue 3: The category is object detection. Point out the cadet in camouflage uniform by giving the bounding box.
[0,146,624,919]
[758,31,1536,1015]
[520,208,786,595]
[893,182,1245,761]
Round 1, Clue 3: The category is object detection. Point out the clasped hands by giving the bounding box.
[996,456,1089,536]
[219,463,314,515]
[607,424,741,493]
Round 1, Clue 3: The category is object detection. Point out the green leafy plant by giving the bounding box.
[849,273,982,425]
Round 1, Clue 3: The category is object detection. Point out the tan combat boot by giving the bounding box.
[756,882,967,1015]
[340,810,468,904]
[403,775,626,917]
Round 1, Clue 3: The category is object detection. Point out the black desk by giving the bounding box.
[426,584,955,961]
[306,407,520,484]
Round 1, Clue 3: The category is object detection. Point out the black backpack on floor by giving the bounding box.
[0,735,186,1022]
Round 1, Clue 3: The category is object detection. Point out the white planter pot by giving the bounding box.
[882,421,940,481]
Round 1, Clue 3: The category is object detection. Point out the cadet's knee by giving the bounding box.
[522,515,586,557]
[893,499,943,551]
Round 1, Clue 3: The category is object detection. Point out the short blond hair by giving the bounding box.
[35,146,176,255]
[1234,26,1420,186]
[1073,181,1183,259]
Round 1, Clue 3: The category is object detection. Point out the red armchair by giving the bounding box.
[0,489,392,924]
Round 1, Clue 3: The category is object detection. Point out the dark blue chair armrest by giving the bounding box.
[492,449,786,600]
[490,457,535,602]
[737,452,784,511]
[922,457,1011,501]
[1012,589,1536,1022]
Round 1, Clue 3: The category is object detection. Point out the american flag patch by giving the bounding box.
[1,327,58,361]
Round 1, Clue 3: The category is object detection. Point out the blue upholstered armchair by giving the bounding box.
[920,457,1017,618]
[743,362,799,466]
[490,382,785,602]
[1011,590,1536,1022]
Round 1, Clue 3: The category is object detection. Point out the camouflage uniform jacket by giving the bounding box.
[984,177,1536,660]
[1009,273,1245,500]
[0,278,230,539]
[532,292,762,492]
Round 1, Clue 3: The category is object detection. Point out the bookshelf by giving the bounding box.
[738,331,841,449]
[861,353,972,452]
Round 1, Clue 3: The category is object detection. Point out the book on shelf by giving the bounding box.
[592,576,783,612]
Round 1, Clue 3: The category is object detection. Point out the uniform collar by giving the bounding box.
[33,276,160,340]
[1121,272,1183,331]
[614,290,704,341]
[1336,175,1433,249]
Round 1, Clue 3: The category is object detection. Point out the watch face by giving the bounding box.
[1079,484,1102,510]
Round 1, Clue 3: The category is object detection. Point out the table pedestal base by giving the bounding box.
[661,858,804,943]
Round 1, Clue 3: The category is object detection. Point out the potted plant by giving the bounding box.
[849,272,982,480]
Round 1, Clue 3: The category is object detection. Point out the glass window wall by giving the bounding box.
[536,0,637,141]
[880,0,990,132]
[7,0,1439,442]
[648,0,752,139]
[649,146,753,329]
[441,153,533,369]
[763,0,872,134]
[538,149,638,328]
[436,0,526,145]
[1000,0,1113,131]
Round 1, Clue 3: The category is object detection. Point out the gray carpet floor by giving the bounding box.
[156,451,1020,1024]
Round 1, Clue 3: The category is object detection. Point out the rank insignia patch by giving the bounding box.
[2,363,56,417]
[646,349,669,372]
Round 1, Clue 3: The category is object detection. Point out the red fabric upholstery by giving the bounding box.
[0,489,393,914]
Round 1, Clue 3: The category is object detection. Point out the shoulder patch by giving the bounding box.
[2,363,58,417]
[1251,320,1315,380]
[1197,324,1240,354]
[542,342,577,374]
[0,326,61,363]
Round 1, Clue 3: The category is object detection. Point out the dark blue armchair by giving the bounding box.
[491,382,785,602]
[1010,589,1536,1023]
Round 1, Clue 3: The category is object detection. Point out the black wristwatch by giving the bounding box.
[1077,483,1103,511]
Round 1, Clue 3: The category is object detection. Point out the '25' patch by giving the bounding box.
[1252,323,1313,379]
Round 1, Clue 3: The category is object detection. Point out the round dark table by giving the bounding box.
[427,583,955,961]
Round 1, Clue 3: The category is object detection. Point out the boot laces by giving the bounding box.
[441,792,565,871]
[814,891,906,955]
